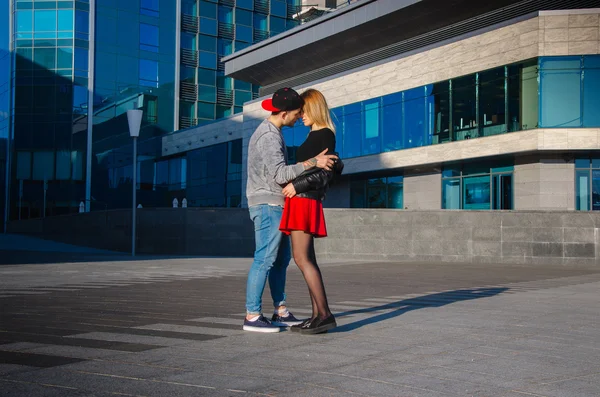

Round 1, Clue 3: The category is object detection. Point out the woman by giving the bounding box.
[279,88,343,335]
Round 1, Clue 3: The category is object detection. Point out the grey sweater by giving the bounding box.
[246,119,306,207]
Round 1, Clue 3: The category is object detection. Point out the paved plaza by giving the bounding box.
[1,234,600,396]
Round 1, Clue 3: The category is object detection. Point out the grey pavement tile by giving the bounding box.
[0,342,46,351]
[0,379,91,397]
[64,332,195,347]
[0,363,38,376]
[134,323,241,337]
[514,373,600,397]
[23,345,136,360]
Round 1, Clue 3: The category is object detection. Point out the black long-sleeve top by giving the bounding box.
[292,128,343,201]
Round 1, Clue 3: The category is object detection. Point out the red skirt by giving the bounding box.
[279,197,327,238]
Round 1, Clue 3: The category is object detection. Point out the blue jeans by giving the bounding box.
[246,204,291,315]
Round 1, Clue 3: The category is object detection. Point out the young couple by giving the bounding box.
[244,87,342,335]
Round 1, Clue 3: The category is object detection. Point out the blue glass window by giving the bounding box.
[254,14,267,31]
[452,75,477,141]
[57,47,73,69]
[199,35,216,52]
[363,99,380,155]
[198,68,216,86]
[217,38,233,55]
[198,86,216,103]
[583,55,600,127]
[16,10,33,32]
[34,10,56,32]
[140,0,159,17]
[540,57,582,128]
[403,87,426,149]
[197,102,215,119]
[235,90,252,107]
[199,51,217,69]
[182,0,197,16]
[181,32,196,50]
[235,41,249,51]
[387,176,404,209]
[199,1,217,19]
[199,17,217,36]
[269,16,286,33]
[343,103,361,158]
[235,24,252,42]
[237,0,254,11]
[74,48,88,71]
[57,9,73,32]
[382,92,402,152]
[270,0,287,17]
[75,10,89,34]
[140,24,159,52]
[218,6,233,23]
[576,170,590,211]
[236,9,252,26]
[234,79,251,91]
[139,59,158,87]
[34,48,56,69]
[442,179,461,209]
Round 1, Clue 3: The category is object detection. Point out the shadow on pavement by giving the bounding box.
[330,287,509,333]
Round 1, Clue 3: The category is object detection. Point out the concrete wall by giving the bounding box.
[7,208,254,257]
[8,208,600,266]
[314,209,600,266]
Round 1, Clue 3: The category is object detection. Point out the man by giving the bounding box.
[244,87,337,333]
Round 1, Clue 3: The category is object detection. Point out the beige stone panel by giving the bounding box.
[540,130,569,150]
[543,42,569,56]
[515,195,540,210]
[538,16,545,30]
[519,30,539,47]
[545,15,569,29]
[568,14,599,28]
[539,194,570,209]
[569,40,600,55]
[568,27,599,42]
[539,180,574,194]
[568,129,599,149]
[544,28,569,43]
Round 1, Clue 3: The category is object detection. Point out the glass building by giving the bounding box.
[3,0,300,223]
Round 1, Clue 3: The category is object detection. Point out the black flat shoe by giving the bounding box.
[290,317,313,332]
[299,314,336,335]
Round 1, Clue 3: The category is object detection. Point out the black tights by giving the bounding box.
[291,231,331,320]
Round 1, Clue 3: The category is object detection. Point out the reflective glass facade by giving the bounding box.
[349,175,404,209]
[91,0,177,211]
[10,0,88,220]
[1,0,9,228]
[330,59,539,160]
[179,0,300,127]
[442,163,513,210]
[575,157,600,211]
[539,55,600,128]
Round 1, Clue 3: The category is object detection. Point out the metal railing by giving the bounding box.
[217,88,233,106]
[254,0,269,14]
[218,22,234,39]
[181,48,198,67]
[181,14,199,33]
[180,81,198,102]
[179,116,198,129]
[253,29,270,43]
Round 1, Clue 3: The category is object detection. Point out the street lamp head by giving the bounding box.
[127,109,143,138]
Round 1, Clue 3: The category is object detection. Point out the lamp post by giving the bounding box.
[127,109,143,256]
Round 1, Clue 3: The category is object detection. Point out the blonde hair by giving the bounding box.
[301,89,336,133]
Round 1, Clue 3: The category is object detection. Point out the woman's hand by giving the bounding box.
[282,183,296,198]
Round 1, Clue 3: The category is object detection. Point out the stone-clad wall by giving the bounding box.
[314,209,600,266]
[8,208,600,266]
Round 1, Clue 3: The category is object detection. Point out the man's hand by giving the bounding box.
[303,149,337,171]
[282,183,296,198]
